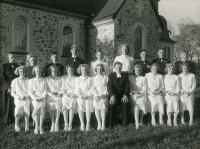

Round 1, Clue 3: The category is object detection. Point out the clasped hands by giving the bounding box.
[109,95,128,105]
[181,90,193,96]
[96,95,107,101]
[18,95,29,101]
[50,92,61,98]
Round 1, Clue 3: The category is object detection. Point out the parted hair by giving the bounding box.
[48,65,58,76]
[77,64,90,75]
[51,52,58,57]
[32,65,43,76]
[150,63,159,70]
[165,63,175,73]
[180,62,191,72]
[14,65,27,75]
[119,44,130,55]
[94,63,105,73]
[133,64,143,75]
[71,45,77,50]
[65,65,74,75]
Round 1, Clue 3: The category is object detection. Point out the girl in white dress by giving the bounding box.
[46,65,62,132]
[145,63,165,126]
[114,44,134,73]
[11,66,30,132]
[75,64,94,131]
[178,62,196,126]
[129,64,147,129]
[60,66,77,131]
[90,50,109,76]
[163,63,180,126]
[28,65,47,134]
[91,64,108,131]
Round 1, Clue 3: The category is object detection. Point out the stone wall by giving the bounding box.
[0,3,87,66]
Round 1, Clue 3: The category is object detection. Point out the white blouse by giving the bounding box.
[11,77,29,97]
[46,76,62,93]
[164,74,180,93]
[178,73,196,92]
[60,75,77,94]
[129,75,146,95]
[92,75,108,96]
[114,55,134,72]
[75,76,93,96]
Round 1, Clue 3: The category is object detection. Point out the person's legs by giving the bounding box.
[15,116,20,131]
[3,90,10,124]
[50,110,55,132]
[95,109,101,130]
[101,109,106,130]
[174,112,178,126]
[55,110,60,132]
[139,110,144,125]
[167,112,172,126]
[63,110,69,131]
[34,115,39,134]
[86,111,91,131]
[68,109,74,131]
[39,107,45,134]
[180,111,186,124]
[9,96,15,124]
[109,104,116,127]
[78,111,85,131]
[134,109,139,129]
[122,102,127,124]
[151,113,156,126]
[24,112,29,131]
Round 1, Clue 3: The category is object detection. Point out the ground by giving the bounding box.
[1,98,200,149]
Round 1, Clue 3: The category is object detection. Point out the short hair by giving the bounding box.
[157,48,164,52]
[165,63,175,73]
[133,64,143,75]
[32,65,43,76]
[180,62,191,72]
[71,45,77,50]
[48,65,58,76]
[180,50,188,55]
[77,64,90,75]
[96,49,104,58]
[150,63,159,70]
[26,53,37,67]
[7,52,14,57]
[65,65,74,75]
[94,63,105,73]
[140,49,148,54]
[14,65,27,75]
[119,44,130,55]
[113,61,123,67]
[51,52,58,57]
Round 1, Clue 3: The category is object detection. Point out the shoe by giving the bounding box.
[34,128,38,135]
[40,128,44,134]
[160,121,164,125]
[25,127,29,132]
[15,125,20,132]
[64,126,68,131]
[55,125,59,132]
[139,122,143,126]
[135,123,139,130]
[152,122,157,126]
[80,125,85,131]
[68,126,72,131]
[97,123,101,130]
[86,125,90,131]
[174,123,178,127]
[167,121,172,126]
[189,122,193,126]
[181,120,186,125]
[50,126,55,132]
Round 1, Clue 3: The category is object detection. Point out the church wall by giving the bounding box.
[0,3,87,66]
[114,0,162,61]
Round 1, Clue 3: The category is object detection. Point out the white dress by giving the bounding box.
[46,76,62,112]
[75,76,94,112]
[178,73,196,113]
[114,55,134,72]
[164,74,180,113]
[129,75,147,113]
[28,77,47,117]
[145,73,164,114]
[90,60,109,76]
[60,75,77,113]
[91,75,108,112]
[11,77,30,117]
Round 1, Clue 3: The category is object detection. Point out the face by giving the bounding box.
[121,46,128,55]
[96,52,102,60]
[51,68,57,77]
[182,66,188,74]
[180,52,187,60]
[151,66,158,74]
[35,67,42,77]
[140,51,147,60]
[19,68,26,77]
[67,68,74,76]
[81,66,87,76]
[158,49,165,58]
[96,65,103,75]
[135,67,141,76]
[51,54,58,63]
[114,64,122,74]
[71,48,77,56]
[167,66,174,74]
[29,57,36,66]
[8,54,15,63]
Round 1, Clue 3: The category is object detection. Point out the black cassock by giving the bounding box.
[2,62,19,124]
[66,57,85,76]
[107,72,130,126]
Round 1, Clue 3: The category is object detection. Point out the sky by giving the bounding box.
[159,0,200,34]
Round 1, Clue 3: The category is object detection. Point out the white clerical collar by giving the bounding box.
[116,73,121,78]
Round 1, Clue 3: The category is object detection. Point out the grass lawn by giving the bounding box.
[1,98,200,149]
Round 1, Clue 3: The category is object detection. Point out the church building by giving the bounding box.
[0,0,175,70]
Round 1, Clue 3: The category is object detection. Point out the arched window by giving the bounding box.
[62,26,73,57]
[134,27,142,58]
[14,17,27,52]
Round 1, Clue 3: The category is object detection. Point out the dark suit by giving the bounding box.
[45,63,64,77]
[66,57,85,76]
[107,72,130,126]
[2,62,19,124]
[134,60,151,76]
[152,58,170,75]
[174,60,196,75]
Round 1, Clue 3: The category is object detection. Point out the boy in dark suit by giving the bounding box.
[2,53,19,124]
[152,48,170,75]
[66,45,85,76]
[107,62,130,127]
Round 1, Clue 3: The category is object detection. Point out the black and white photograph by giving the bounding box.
[0,0,200,148]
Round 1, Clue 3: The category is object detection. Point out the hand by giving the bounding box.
[70,94,77,98]
[36,98,43,102]
[19,96,25,100]
[7,87,11,94]
[109,96,116,105]
[121,95,128,103]
[81,95,88,99]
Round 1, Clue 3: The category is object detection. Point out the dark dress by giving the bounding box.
[134,60,151,76]
[66,57,85,76]
[2,62,19,124]
[152,58,171,75]
[45,63,64,77]
[174,60,196,75]
[107,72,130,126]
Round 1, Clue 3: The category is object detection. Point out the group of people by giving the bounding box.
[2,44,198,135]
